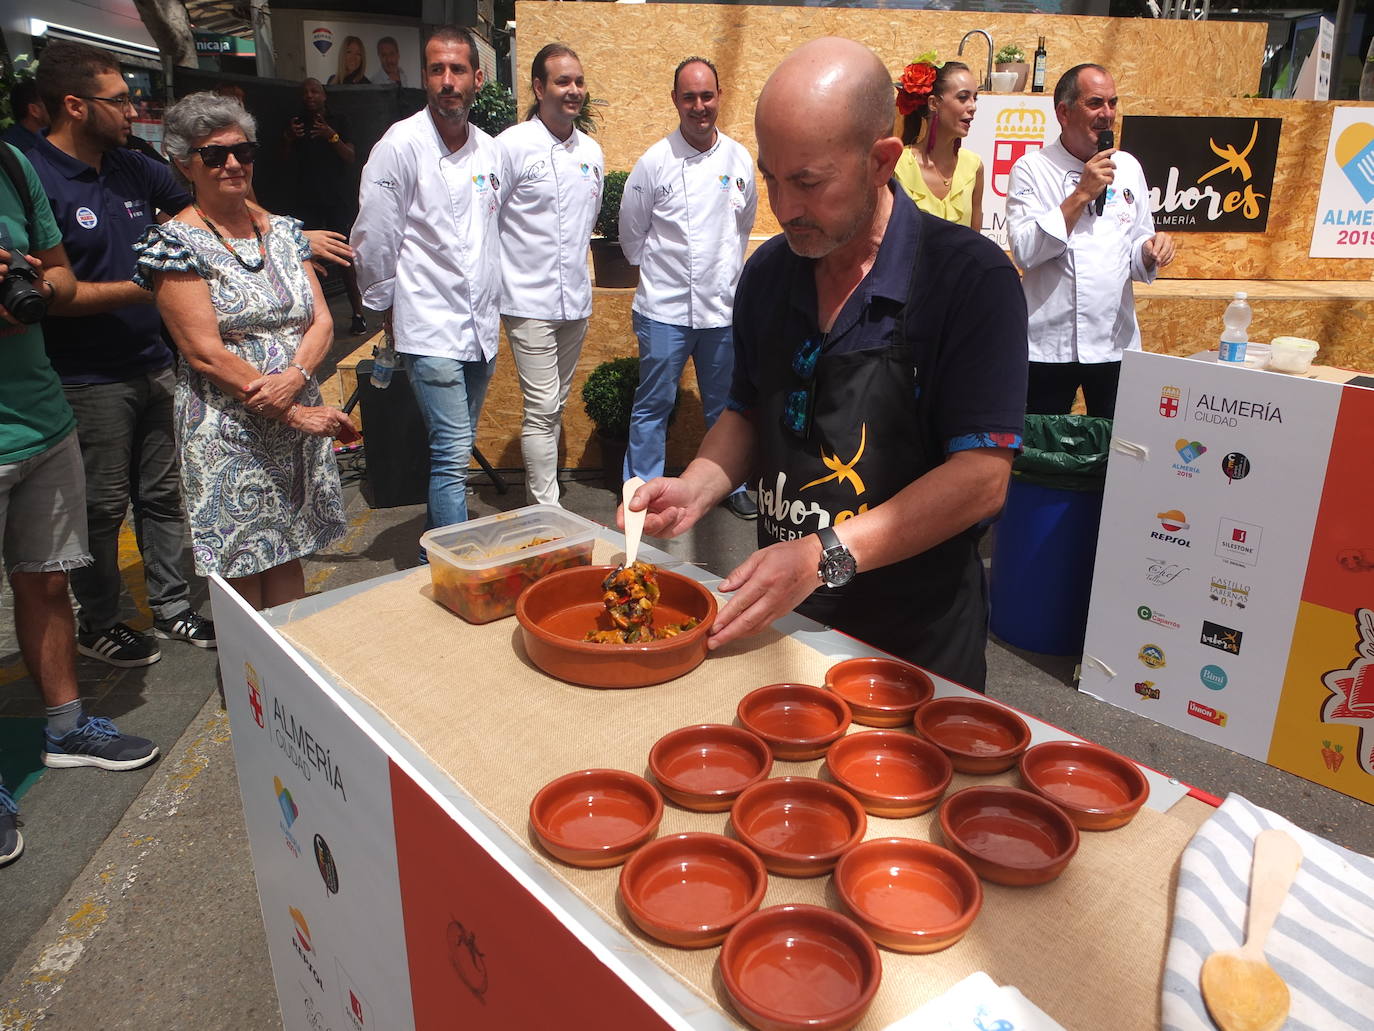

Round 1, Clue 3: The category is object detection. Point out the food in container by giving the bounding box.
[421,505,598,623]
[1268,336,1319,375]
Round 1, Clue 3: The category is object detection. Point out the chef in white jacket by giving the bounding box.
[1007,63,1173,419]
[496,43,604,507]
[352,25,502,532]
[619,56,758,519]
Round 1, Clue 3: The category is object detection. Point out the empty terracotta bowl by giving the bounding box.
[730,776,867,877]
[938,785,1080,886]
[719,904,882,1031]
[529,768,663,868]
[913,696,1033,774]
[824,731,953,818]
[736,683,852,761]
[833,837,983,953]
[1019,739,1150,831]
[824,656,935,727]
[515,565,718,689]
[648,724,773,812]
[618,832,768,949]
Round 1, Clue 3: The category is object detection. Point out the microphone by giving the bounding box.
[1093,130,1114,216]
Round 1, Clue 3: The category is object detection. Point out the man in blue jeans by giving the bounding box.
[2,143,159,867]
[353,26,501,534]
[29,41,214,665]
[619,56,758,518]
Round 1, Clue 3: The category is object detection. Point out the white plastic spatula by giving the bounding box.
[1200,828,1303,1031]
[621,476,646,568]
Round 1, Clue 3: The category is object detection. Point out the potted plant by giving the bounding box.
[590,170,639,289]
[581,356,676,490]
[994,43,1029,93]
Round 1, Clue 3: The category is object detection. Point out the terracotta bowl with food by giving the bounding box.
[516,564,717,688]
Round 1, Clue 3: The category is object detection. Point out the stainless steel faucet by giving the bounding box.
[958,29,995,92]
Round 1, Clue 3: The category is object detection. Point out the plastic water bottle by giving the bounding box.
[1218,292,1251,364]
[370,332,396,389]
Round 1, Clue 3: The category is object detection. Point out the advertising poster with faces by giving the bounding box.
[213,580,415,1031]
[303,23,422,88]
[1077,352,1374,802]
[1310,106,1374,258]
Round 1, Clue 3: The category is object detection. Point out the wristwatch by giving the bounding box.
[328,132,341,144]
[816,526,857,589]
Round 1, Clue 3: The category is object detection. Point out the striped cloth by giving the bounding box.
[1162,793,1374,1031]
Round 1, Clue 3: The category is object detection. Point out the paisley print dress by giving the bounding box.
[133,215,346,577]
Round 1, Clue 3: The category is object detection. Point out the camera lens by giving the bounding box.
[0,274,48,325]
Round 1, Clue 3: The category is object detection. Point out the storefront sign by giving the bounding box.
[964,95,1059,250]
[1309,107,1374,258]
[1124,116,1281,232]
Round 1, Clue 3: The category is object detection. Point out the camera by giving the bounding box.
[0,226,48,325]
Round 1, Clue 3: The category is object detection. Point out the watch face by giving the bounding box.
[822,551,857,587]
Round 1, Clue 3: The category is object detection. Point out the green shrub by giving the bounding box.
[596,170,630,240]
[469,81,516,136]
[581,356,678,438]
[994,44,1026,64]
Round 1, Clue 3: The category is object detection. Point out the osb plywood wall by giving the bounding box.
[1123,98,1374,282]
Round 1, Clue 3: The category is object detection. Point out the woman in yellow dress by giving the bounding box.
[893,60,985,231]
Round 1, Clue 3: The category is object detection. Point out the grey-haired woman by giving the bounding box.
[133,91,353,609]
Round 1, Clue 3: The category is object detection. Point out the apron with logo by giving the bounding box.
[753,264,988,689]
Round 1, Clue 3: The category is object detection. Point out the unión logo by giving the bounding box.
[1217,517,1262,567]
[1151,509,1192,548]
[246,662,265,728]
[314,834,338,895]
[1160,386,1182,418]
[1221,452,1251,484]
[1200,620,1243,655]
[1139,644,1167,669]
[1188,699,1228,727]
[1134,680,1160,700]
[1200,664,1229,691]
[1137,605,1181,630]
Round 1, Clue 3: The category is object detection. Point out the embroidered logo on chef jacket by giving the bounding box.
[735,177,746,192]
[76,206,98,229]
[124,198,147,220]
[593,166,602,183]
[718,174,730,190]
[1122,188,1135,205]
[580,162,590,176]
[489,172,500,191]
[472,173,490,193]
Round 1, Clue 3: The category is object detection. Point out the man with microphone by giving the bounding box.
[1007,63,1174,418]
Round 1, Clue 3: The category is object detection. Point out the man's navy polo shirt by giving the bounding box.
[729,183,1027,454]
[0,122,43,153]
[27,137,191,384]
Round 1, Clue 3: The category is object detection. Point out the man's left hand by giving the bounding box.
[1144,232,1175,270]
[708,537,823,651]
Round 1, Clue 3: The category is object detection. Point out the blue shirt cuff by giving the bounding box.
[946,432,1022,454]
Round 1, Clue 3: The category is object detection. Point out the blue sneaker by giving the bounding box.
[42,716,160,771]
[1,786,22,866]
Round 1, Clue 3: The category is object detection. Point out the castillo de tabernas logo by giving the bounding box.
[1320,608,1374,777]
[311,26,334,56]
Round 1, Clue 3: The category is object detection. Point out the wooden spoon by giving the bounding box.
[621,476,646,568]
[1200,828,1303,1031]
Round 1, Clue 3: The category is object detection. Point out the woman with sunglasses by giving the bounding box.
[893,60,984,232]
[132,92,354,609]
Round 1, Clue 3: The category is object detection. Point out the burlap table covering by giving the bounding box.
[281,556,1195,1030]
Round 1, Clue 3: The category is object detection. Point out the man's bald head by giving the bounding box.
[756,37,894,150]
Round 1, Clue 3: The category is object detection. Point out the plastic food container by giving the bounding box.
[421,505,599,623]
[1268,336,1319,375]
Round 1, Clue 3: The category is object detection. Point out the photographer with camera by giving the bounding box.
[2,141,160,869]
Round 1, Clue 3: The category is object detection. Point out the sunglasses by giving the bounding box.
[191,141,260,168]
[781,336,823,439]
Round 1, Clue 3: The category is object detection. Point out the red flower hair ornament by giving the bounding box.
[896,62,938,116]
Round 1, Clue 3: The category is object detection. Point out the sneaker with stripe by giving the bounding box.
[0,786,22,867]
[77,622,161,667]
[42,716,160,771]
[153,610,217,649]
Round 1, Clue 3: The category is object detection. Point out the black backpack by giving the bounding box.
[0,142,36,236]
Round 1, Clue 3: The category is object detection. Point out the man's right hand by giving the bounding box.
[0,247,48,328]
[1078,148,1116,204]
[619,476,706,540]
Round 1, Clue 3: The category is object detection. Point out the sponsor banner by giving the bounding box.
[1081,351,1342,777]
[302,22,422,89]
[1310,107,1374,258]
[963,95,1059,250]
[1123,115,1282,232]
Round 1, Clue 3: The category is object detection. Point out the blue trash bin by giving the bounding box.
[989,415,1111,656]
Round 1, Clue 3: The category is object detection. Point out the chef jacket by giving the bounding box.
[352,110,502,361]
[496,118,604,321]
[619,128,756,330]
[1006,139,1158,365]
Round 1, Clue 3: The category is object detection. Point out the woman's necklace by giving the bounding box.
[194,204,266,273]
[918,149,953,189]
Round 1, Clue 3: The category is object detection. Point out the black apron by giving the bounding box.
[753,259,989,690]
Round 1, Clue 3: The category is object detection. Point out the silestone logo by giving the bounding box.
[1201,620,1243,656]
[1200,664,1229,691]
[1208,575,1251,609]
[1217,517,1262,567]
[1139,644,1167,669]
[1137,605,1182,630]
